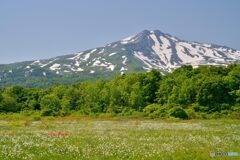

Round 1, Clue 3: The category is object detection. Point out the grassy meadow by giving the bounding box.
[0,117,239,160]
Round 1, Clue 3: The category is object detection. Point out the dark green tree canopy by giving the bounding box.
[0,64,239,119]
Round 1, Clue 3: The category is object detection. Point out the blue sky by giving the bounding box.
[0,0,239,64]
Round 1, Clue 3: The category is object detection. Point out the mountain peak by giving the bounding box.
[150,29,163,34]
[137,29,165,37]
[139,29,151,35]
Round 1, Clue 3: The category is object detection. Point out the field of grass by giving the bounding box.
[0,118,239,160]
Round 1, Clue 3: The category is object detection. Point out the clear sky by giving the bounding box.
[0,0,240,64]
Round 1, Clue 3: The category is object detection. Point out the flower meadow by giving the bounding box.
[0,119,239,160]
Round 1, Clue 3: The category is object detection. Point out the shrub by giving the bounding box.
[232,104,240,112]
[209,112,223,119]
[168,107,189,119]
[119,108,135,116]
[41,108,53,116]
[106,105,125,114]
[143,104,168,118]
[40,94,61,116]
[228,112,240,119]
[191,103,207,112]
[143,104,160,116]
[32,115,41,121]
[186,108,196,119]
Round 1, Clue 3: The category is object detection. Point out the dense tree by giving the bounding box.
[196,77,230,110]
[142,69,162,104]
[0,64,239,119]
[40,94,61,116]
[0,92,18,112]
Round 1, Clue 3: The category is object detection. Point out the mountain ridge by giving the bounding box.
[0,29,239,87]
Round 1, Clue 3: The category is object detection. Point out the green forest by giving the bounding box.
[0,64,240,119]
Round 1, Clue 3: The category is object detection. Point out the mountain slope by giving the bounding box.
[0,29,240,87]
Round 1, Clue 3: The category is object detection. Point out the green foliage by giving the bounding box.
[40,94,61,116]
[0,64,239,119]
[0,91,18,112]
[143,104,168,118]
[143,104,160,115]
[168,107,189,119]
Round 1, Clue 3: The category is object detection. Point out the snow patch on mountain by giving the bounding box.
[120,35,139,44]
[98,49,105,54]
[50,63,61,71]
[109,52,117,56]
[71,68,84,72]
[68,52,83,60]
[134,51,153,69]
[40,59,58,68]
[122,56,127,65]
[30,60,40,65]
[150,34,168,65]
[107,64,116,71]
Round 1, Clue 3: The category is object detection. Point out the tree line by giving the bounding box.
[0,64,239,119]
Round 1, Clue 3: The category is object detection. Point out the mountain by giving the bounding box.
[1,29,240,87]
